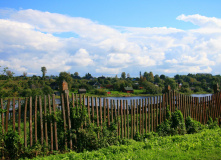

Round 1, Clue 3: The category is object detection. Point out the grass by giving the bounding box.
[32,128,221,160]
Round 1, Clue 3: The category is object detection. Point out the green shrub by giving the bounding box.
[206,117,219,129]
[157,109,186,136]
[171,110,186,135]
[3,130,23,159]
[185,116,203,134]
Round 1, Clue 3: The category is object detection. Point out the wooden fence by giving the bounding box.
[0,91,221,151]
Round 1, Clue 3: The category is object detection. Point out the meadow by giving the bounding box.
[33,128,221,160]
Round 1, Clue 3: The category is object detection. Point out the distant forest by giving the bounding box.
[0,66,220,98]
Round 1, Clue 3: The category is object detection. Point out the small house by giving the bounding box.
[123,87,134,93]
[78,89,87,94]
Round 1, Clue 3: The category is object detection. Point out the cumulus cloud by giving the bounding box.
[0,9,221,76]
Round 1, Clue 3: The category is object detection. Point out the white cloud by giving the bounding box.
[0,9,221,76]
[96,67,121,74]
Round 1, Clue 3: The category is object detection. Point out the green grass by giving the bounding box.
[32,128,221,160]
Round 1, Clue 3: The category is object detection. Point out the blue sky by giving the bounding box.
[1,0,221,77]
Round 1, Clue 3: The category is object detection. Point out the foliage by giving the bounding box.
[41,66,47,79]
[157,109,186,136]
[206,117,219,129]
[185,116,203,134]
[33,128,221,160]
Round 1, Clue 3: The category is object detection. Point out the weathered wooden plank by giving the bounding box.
[1,99,4,134]
[120,100,123,138]
[133,100,136,134]
[83,95,86,126]
[107,99,110,126]
[5,99,10,133]
[95,97,99,129]
[124,100,126,138]
[80,94,82,109]
[61,94,67,148]
[126,100,129,139]
[156,96,158,129]
[52,94,58,150]
[159,96,162,124]
[136,100,139,134]
[139,99,141,134]
[153,97,156,132]
[111,99,114,123]
[24,98,27,148]
[131,100,133,138]
[142,99,144,135]
[29,97,33,147]
[117,100,120,137]
[148,97,151,132]
[99,98,103,130]
[44,96,48,146]
[18,98,21,136]
[87,96,90,124]
[76,94,78,108]
[34,96,37,143]
[48,95,53,150]
[39,96,44,145]
[66,93,72,149]
[145,98,147,133]
[12,98,16,131]
[72,93,75,108]
[151,97,153,132]
[91,97,94,124]
[103,98,106,124]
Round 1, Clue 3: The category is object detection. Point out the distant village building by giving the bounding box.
[123,87,134,93]
[165,85,171,93]
[62,80,69,95]
[78,89,86,94]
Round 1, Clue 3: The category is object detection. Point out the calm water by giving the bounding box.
[3,93,213,109]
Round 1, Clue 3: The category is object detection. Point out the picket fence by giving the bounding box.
[0,91,221,151]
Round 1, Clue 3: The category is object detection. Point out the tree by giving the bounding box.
[57,72,73,91]
[6,70,14,77]
[23,72,27,77]
[85,73,92,79]
[41,66,47,79]
[127,73,130,78]
[74,72,79,76]
[160,74,166,80]
[121,72,126,79]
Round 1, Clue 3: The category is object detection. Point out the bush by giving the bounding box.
[171,110,186,135]
[206,117,219,129]
[3,130,23,159]
[185,116,203,134]
[157,109,186,136]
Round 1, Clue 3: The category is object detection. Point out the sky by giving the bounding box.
[1,0,221,77]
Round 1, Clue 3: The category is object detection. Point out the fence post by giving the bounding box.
[18,98,21,136]
[12,98,15,131]
[44,96,48,146]
[24,98,27,148]
[34,96,38,144]
[39,96,44,145]
[61,94,67,148]
[48,95,53,151]
[52,94,58,150]
[131,100,133,138]
[65,93,72,150]
[29,97,33,147]
[1,99,4,134]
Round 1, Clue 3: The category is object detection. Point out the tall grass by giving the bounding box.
[33,128,221,160]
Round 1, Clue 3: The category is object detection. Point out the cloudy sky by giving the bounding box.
[0,0,221,77]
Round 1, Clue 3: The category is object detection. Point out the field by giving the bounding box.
[33,128,221,160]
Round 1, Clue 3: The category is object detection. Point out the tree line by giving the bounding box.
[0,66,220,98]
